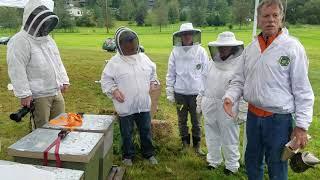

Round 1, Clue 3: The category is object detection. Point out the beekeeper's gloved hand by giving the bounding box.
[167,96,175,104]
[236,98,248,124]
[166,87,175,104]
[196,95,202,113]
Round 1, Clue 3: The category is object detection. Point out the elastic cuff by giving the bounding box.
[17,93,33,99]
[166,93,174,99]
[166,86,174,93]
[226,167,239,173]
[222,95,235,104]
[208,163,220,168]
[151,79,160,85]
[295,124,309,131]
[107,86,118,97]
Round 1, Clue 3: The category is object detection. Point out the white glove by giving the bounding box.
[236,98,248,124]
[196,95,202,114]
[166,86,175,104]
[167,96,175,104]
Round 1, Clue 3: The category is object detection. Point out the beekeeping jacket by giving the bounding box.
[7,0,69,99]
[101,27,158,117]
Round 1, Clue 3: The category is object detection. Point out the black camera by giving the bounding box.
[10,102,35,122]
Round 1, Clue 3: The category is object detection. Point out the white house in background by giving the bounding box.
[67,5,83,17]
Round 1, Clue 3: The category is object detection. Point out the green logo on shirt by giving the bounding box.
[279,56,291,66]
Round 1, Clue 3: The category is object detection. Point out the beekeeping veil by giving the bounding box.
[173,23,201,47]
[22,0,59,37]
[289,152,320,173]
[115,27,140,56]
[208,31,244,60]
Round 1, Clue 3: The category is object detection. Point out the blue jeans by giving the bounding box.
[119,112,154,159]
[245,111,293,180]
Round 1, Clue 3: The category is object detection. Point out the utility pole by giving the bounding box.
[252,0,260,40]
[105,0,109,33]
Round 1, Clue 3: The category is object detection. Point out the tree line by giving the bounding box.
[1,0,320,32]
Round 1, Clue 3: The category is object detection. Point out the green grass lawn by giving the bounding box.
[1,23,320,179]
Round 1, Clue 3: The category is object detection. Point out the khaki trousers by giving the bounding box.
[32,92,65,129]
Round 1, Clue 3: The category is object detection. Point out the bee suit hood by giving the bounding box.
[22,0,59,37]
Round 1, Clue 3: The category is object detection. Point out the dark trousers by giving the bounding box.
[119,112,154,159]
[245,111,293,180]
[174,93,201,144]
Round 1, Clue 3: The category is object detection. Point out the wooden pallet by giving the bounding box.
[107,165,126,180]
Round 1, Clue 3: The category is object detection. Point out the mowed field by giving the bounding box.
[1,23,320,179]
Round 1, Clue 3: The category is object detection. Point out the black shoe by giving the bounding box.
[180,141,189,153]
[194,146,206,156]
[223,168,234,176]
[181,134,191,145]
[192,136,205,156]
[181,134,191,152]
[207,165,215,170]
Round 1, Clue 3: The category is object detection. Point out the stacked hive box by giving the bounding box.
[8,128,103,180]
[42,114,115,180]
[0,160,84,180]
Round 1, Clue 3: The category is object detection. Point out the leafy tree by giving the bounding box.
[188,0,208,26]
[111,0,121,8]
[207,0,231,26]
[303,0,320,24]
[57,0,320,28]
[96,0,114,32]
[286,0,320,24]
[153,0,169,31]
[178,0,191,8]
[145,11,155,26]
[285,0,305,24]
[75,9,96,27]
[93,3,104,27]
[105,6,114,32]
[87,0,97,7]
[132,0,148,26]
[232,0,252,29]
[168,0,180,24]
[179,8,188,21]
[119,0,133,20]
[0,7,21,30]
[54,0,76,31]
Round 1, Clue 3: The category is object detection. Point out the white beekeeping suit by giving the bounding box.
[7,0,69,99]
[101,27,159,117]
[7,0,69,129]
[166,23,208,100]
[166,23,209,155]
[198,32,246,173]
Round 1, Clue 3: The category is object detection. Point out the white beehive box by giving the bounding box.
[8,128,103,180]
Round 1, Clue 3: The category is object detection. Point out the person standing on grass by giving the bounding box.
[223,0,314,179]
[197,31,246,175]
[101,27,159,166]
[7,0,69,129]
[166,23,209,155]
